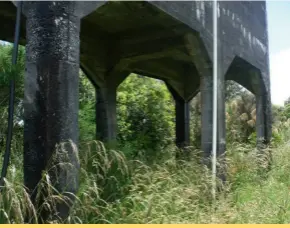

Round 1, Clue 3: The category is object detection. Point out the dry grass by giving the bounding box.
[1,130,290,223]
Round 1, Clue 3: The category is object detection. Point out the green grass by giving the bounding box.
[1,131,290,223]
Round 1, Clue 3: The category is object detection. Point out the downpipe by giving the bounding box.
[0,1,22,190]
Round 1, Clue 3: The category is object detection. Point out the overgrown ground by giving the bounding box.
[1,43,290,224]
[1,126,290,224]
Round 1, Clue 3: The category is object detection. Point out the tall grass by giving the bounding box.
[1,128,290,223]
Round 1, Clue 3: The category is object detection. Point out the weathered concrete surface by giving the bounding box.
[0,1,271,96]
[167,84,190,148]
[20,1,103,222]
[149,0,271,151]
[0,0,271,208]
[96,85,117,142]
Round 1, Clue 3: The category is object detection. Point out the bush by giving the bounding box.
[117,74,175,159]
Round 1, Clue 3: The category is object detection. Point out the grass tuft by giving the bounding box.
[2,131,290,223]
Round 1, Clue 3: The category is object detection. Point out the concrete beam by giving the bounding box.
[118,25,190,45]
[22,1,104,19]
[80,62,106,87]
[0,12,26,44]
[119,36,185,61]
[183,64,200,102]
[184,33,211,76]
[131,60,181,82]
[75,1,107,18]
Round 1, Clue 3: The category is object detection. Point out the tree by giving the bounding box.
[225,80,244,102]
[189,80,248,148]
[190,93,201,149]
[0,44,25,104]
[0,43,25,153]
[284,96,290,106]
[78,71,96,142]
[226,90,256,143]
[117,74,175,159]
[77,73,175,161]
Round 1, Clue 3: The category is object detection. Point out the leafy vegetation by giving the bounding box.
[1,43,290,224]
[117,75,174,161]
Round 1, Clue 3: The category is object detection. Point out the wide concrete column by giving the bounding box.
[200,69,226,160]
[94,70,129,144]
[200,72,213,158]
[166,84,190,148]
[96,85,117,143]
[22,2,89,222]
[183,33,226,161]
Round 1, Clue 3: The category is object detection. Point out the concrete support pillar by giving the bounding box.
[175,99,190,147]
[256,94,265,145]
[256,93,268,148]
[217,71,226,159]
[184,31,226,164]
[96,85,117,143]
[200,72,213,158]
[255,80,272,171]
[166,84,190,148]
[255,73,272,149]
[200,70,226,161]
[264,93,272,145]
[23,2,81,221]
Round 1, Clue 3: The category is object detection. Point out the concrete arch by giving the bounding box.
[225,56,271,146]
[0,0,271,219]
[225,56,267,96]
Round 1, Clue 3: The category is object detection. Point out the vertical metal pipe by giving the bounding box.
[212,0,218,201]
[0,1,22,189]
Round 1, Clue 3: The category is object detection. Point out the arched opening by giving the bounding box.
[184,79,258,150]
[116,73,175,161]
[225,80,257,144]
[225,56,271,146]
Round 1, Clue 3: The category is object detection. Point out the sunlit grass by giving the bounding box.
[1,129,290,223]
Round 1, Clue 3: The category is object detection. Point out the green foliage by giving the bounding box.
[3,41,290,224]
[248,132,257,145]
[77,73,175,158]
[78,71,95,142]
[0,43,25,154]
[3,126,290,223]
[189,81,256,148]
[271,130,283,147]
[282,104,290,119]
[117,74,175,159]
[190,93,201,149]
[225,80,244,102]
[272,104,286,125]
[284,96,290,106]
[0,44,25,103]
[226,90,256,143]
